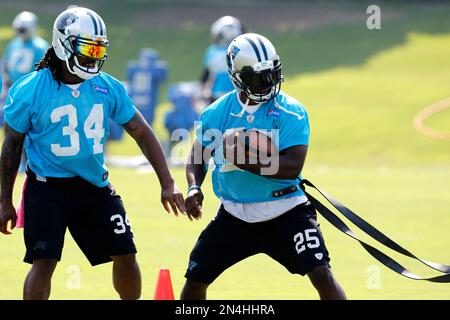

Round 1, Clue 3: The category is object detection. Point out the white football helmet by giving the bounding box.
[227,33,283,102]
[52,7,108,80]
[12,11,38,39]
[211,16,243,47]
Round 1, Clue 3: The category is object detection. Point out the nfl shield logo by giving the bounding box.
[71,89,80,98]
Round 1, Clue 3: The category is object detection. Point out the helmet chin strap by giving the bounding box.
[65,55,98,80]
[230,94,250,118]
[230,93,262,118]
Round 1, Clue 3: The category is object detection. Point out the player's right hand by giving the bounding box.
[0,201,17,235]
[161,183,186,217]
[185,189,204,221]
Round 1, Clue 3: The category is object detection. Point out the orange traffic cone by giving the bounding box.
[153,268,175,300]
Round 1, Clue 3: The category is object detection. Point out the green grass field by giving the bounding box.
[0,1,449,299]
[2,165,449,300]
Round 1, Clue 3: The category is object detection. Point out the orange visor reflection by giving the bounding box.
[75,40,107,59]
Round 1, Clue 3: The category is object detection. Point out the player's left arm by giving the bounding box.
[122,110,186,216]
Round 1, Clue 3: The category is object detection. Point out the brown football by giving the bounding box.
[238,129,277,159]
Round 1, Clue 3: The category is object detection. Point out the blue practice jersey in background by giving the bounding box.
[196,90,310,203]
[3,36,48,84]
[3,68,136,187]
[203,44,235,99]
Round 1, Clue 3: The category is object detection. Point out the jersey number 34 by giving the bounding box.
[50,104,105,156]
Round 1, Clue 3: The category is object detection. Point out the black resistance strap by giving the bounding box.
[300,179,450,283]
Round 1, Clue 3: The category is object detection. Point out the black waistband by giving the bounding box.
[272,184,299,197]
[26,165,86,185]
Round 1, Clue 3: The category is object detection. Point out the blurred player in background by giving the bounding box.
[1,11,48,96]
[1,11,49,171]
[181,33,346,300]
[0,7,186,300]
[199,16,245,105]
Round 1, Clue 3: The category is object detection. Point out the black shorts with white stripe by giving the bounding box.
[184,202,331,284]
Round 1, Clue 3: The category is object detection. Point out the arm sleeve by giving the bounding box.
[278,106,310,151]
[111,82,137,125]
[195,108,221,149]
[195,111,210,147]
[3,89,31,133]
[202,47,210,67]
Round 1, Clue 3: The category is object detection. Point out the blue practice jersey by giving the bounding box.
[196,90,310,203]
[203,44,234,99]
[3,68,136,187]
[3,36,48,84]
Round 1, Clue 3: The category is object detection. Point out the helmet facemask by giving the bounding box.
[231,60,283,103]
[61,35,108,80]
[16,27,33,40]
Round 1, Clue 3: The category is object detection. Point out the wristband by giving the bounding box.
[188,185,201,193]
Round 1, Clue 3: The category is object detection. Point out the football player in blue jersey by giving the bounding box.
[181,33,346,300]
[0,7,186,300]
[1,11,48,96]
[1,11,49,169]
[200,16,245,105]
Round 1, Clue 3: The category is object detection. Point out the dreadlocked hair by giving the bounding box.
[35,47,64,89]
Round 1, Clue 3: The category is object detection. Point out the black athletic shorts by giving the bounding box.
[23,168,137,266]
[184,202,331,284]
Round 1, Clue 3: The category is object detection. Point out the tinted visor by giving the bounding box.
[239,64,282,88]
[69,36,108,60]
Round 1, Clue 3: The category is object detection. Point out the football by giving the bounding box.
[223,128,277,163]
[238,129,277,159]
